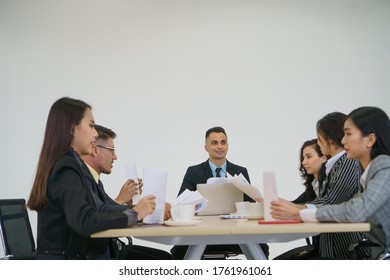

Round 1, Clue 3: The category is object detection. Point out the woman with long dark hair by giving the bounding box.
[272,112,370,259]
[28,97,156,259]
[293,139,328,204]
[274,139,327,259]
[272,106,390,259]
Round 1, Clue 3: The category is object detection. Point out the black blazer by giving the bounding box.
[81,162,130,213]
[36,150,129,259]
[178,159,252,201]
[171,159,269,259]
[80,162,134,259]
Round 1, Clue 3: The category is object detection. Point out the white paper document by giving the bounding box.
[263,171,279,221]
[173,189,208,213]
[141,168,167,224]
[206,172,263,202]
[229,177,263,202]
[124,161,140,203]
[124,161,138,182]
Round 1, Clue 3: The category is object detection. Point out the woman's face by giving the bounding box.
[302,145,327,177]
[71,108,98,155]
[342,118,373,161]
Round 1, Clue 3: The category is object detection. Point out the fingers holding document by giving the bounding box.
[270,198,304,221]
[133,195,156,221]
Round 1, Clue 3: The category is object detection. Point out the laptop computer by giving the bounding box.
[196,183,243,215]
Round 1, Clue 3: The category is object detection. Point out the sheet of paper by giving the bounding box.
[229,177,263,202]
[173,189,208,213]
[207,172,259,201]
[124,161,140,203]
[141,168,167,224]
[124,161,138,182]
[263,171,279,221]
[206,177,230,184]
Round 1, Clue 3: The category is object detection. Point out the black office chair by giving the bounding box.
[201,246,240,260]
[273,237,316,260]
[348,238,389,260]
[0,199,36,259]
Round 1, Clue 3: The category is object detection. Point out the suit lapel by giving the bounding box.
[202,160,214,180]
[226,160,235,177]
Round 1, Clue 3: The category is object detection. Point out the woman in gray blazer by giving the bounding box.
[271,106,390,259]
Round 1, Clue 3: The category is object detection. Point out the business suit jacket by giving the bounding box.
[310,153,370,259]
[178,159,251,201]
[36,150,129,259]
[317,154,390,256]
[81,161,172,260]
[81,162,131,213]
[172,159,269,259]
[81,162,134,259]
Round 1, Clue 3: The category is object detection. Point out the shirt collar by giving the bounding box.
[208,160,227,176]
[360,161,372,190]
[325,150,346,175]
[312,179,319,197]
[85,162,100,184]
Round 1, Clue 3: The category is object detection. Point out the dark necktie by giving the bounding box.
[97,180,108,203]
[215,167,222,177]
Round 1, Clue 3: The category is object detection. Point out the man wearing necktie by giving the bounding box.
[81,125,172,260]
[172,126,269,259]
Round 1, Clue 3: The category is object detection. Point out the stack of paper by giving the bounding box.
[172,189,208,214]
[141,168,167,224]
[206,172,264,202]
[263,171,278,221]
[261,171,301,224]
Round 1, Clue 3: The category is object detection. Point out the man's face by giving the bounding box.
[204,132,229,162]
[96,138,117,174]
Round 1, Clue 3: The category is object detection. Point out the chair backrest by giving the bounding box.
[0,199,36,259]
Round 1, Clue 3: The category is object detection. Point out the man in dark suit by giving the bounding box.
[81,124,172,259]
[171,126,269,259]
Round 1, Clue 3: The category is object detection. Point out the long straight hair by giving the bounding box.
[347,106,390,159]
[27,97,91,210]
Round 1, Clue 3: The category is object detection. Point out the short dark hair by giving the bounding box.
[94,124,116,141]
[347,106,390,158]
[316,112,347,148]
[205,126,227,139]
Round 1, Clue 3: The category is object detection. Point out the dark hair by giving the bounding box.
[205,126,227,139]
[299,139,328,201]
[94,124,116,142]
[347,106,390,159]
[316,112,347,148]
[27,97,92,210]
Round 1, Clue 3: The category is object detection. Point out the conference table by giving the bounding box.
[91,216,370,260]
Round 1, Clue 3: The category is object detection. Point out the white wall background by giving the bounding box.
[1,0,389,259]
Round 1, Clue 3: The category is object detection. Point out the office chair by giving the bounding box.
[202,248,239,260]
[0,199,36,259]
[348,238,389,260]
[273,237,316,260]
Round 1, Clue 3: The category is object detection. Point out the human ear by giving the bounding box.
[92,144,98,156]
[366,133,377,148]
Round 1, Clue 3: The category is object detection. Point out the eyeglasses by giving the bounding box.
[96,144,116,154]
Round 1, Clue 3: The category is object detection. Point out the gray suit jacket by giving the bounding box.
[316,154,390,254]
